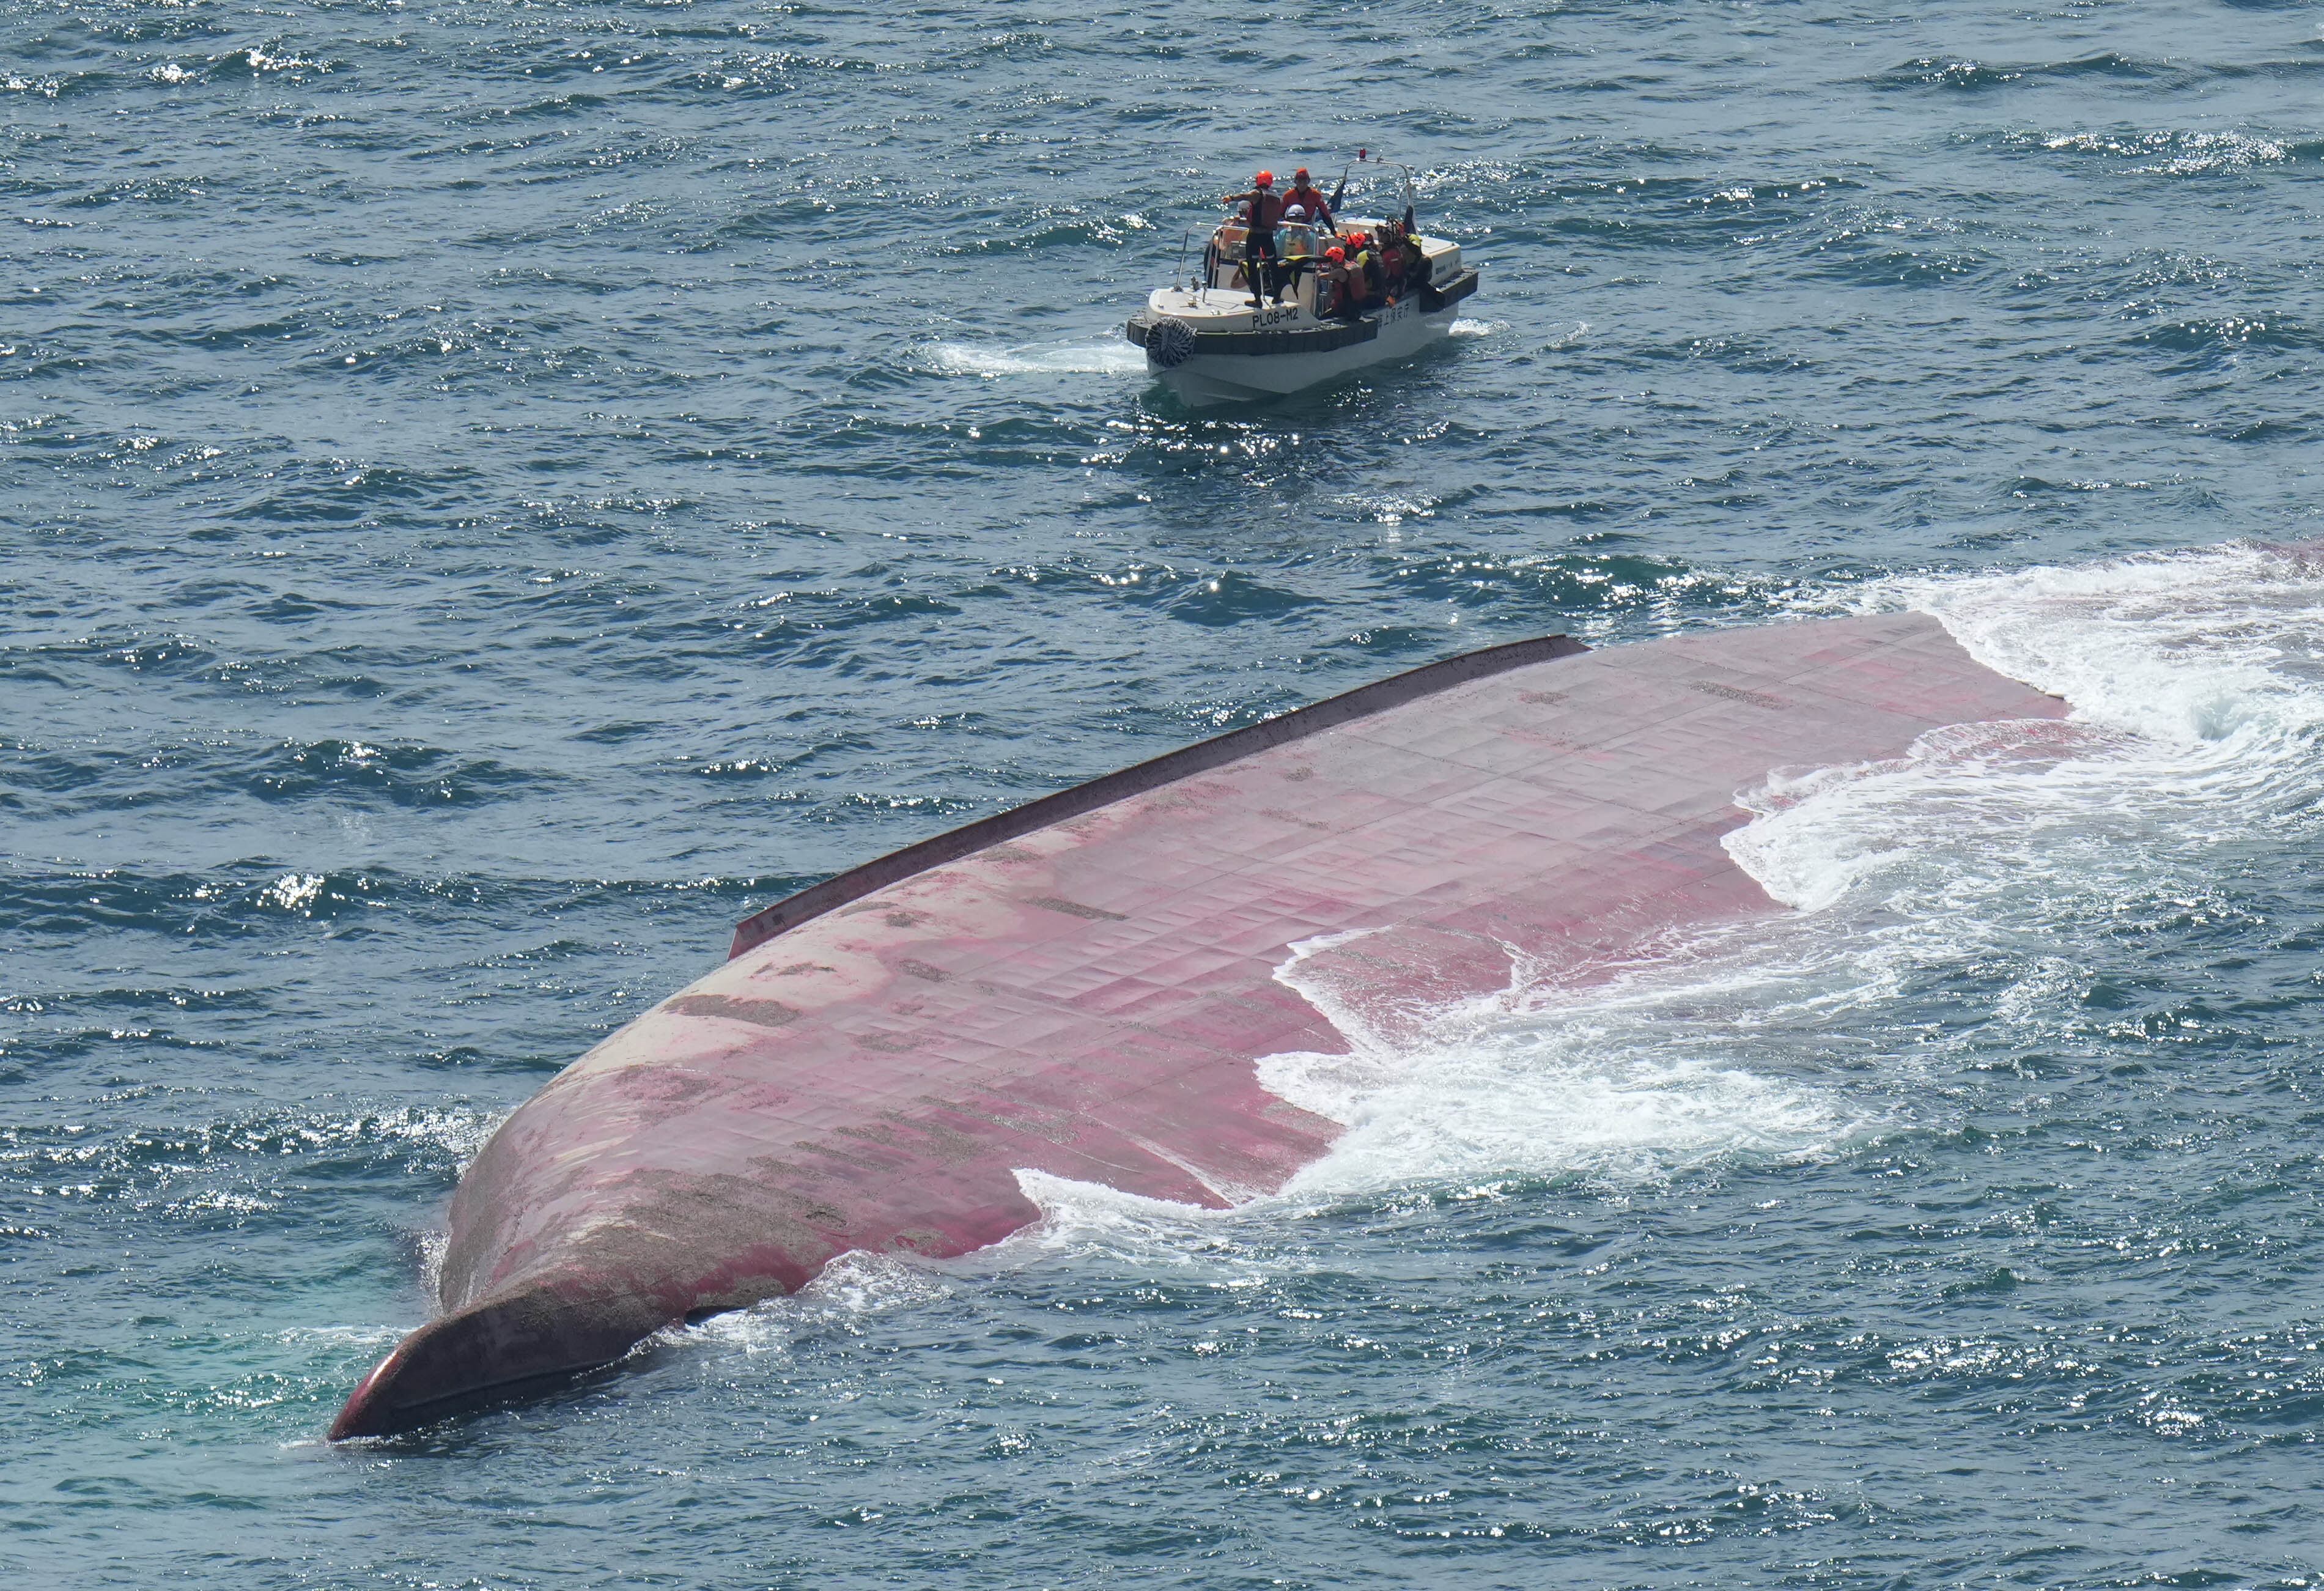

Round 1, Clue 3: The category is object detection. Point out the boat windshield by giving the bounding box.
[1210,221,1324,256]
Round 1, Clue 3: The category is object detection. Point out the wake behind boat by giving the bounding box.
[1126,155,1481,405]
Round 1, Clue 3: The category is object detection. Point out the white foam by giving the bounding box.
[1273,1017,1864,1197]
[685,1249,956,1355]
[999,1168,1239,1264]
[1878,541,2324,744]
[276,1323,409,1348]
[415,1228,449,1301]
[936,1169,1307,1299]
[1743,542,2324,912]
[1261,541,2324,1202]
[923,338,1146,378]
[1261,923,1881,1199]
[696,544,2324,1268]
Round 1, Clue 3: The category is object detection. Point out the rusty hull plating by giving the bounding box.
[330,615,2068,1439]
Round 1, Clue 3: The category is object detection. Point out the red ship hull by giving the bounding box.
[331,613,2068,1438]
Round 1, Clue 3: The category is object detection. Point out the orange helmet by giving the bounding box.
[1294,167,1310,181]
[1324,245,1345,262]
[1254,170,1273,186]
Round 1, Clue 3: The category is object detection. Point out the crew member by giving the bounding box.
[1392,225,1431,294]
[1283,167,1334,229]
[1274,204,1317,303]
[1349,234,1385,309]
[1378,226,1412,303]
[1218,170,1286,306]
[1316,244,1355,318]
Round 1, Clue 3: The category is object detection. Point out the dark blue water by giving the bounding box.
[7,0,2324,1584]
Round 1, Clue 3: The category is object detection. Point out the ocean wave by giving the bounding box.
[0,1102,500,1208]
[1263,976,1864,1197]
[1730,541,2324,975]
[2020,127,2293,175]
[243,737,558,808]
[1203,544,2324,1202]
[0,730,549,814]
[2131,314,2315,359]
[1879,52,2199,92]
[679,1248,957,1356]
[8,0,2323,1568]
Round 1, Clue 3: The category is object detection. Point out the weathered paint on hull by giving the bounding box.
[331,614,2069,1438]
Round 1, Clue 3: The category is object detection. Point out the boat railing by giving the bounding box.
[1209,220,1329,259]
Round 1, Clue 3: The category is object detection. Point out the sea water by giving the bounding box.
[4,1,2323,1585]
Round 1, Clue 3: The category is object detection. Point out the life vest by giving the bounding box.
[1317,264,1349,316]
[1285,183,1332,223]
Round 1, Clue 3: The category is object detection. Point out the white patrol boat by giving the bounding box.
[1125,155,1480,405]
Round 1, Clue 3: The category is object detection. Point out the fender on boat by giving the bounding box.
[330,613,2068,1439]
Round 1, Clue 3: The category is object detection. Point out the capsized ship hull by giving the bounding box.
[332,614,2069,1438]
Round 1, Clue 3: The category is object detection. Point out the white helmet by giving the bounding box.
[1283,204,1307,220]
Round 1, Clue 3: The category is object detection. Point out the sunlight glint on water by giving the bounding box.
[6,1,2324,1585]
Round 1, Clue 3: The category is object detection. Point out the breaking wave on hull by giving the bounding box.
[698,542,2324,1280]
[1255,541,2324,1200]
[681,1250,959,1357]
